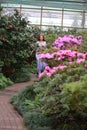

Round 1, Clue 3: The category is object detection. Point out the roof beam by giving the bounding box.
[0,0,87,10]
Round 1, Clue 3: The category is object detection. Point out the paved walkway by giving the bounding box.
[0,76,37,130]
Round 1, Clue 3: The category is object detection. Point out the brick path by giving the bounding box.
[0,75,37,130]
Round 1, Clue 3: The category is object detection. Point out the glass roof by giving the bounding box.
[0,0,87,10]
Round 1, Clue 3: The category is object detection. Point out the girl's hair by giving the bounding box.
[38,34,45,41]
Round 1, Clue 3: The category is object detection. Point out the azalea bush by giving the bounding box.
[53,35,82,50]
[35,34,87,130]
[38,35,87,78]
[77,29,87,53]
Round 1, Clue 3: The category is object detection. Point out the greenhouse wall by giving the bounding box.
[1,3,87,30]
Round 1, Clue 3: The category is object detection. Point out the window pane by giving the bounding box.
[21,9,41,24]
[2,8,20,15]
[42,10,62,26]
[63,11,83,28]
[85,13,87,28]
[1,4,20,15]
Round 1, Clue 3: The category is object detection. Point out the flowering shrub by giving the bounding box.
[0,8,40,76]
[38,35,87,78]
[53,35,82,50]
[12,33,87,130]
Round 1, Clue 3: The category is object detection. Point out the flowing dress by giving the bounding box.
[36,41,47,74]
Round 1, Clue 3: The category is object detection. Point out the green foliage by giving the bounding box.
[44,27,62,35]
[60,81,87,113]
[29,68,79,114]
[11,64,87,130]
[55,122,80,130]
[25,66,87,129]
[44,27,61,46]
[0,73,13,89]
[77,30,87,53]
[45,33,58,45]
[0,8,40,76]
[11,27,87,130]
[9,62,37,82]
[57,80,87,130]
[24,62,37,74]
[10,66,31,83]
[24,111,52,130]
[0,60,3,68]
[11,83,52,130]
[11,85,36,114]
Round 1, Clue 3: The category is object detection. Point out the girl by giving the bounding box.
[36,34,47,74]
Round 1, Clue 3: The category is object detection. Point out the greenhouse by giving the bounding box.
[0,0,87,130]
[0,0,87,30]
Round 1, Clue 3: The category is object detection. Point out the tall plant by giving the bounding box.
[0,8,40,76]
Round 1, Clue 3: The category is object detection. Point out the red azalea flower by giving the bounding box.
[9,24,13,29]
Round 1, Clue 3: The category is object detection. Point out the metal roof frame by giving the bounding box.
[0,0,87,10]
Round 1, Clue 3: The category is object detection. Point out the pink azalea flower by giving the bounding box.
[84,64,87,68]
[45,66,51,71]
[62,36,70,43]
[69,35,74,39]
[69,62,73,64]
[38,35,86,79]
[76,58,85,63]
[53,35,82,49]
[68,57,72,61]
[49,69,56,74]
[70,38,79,44]
[53,67,58,70]
[58,65,67,69]
[46,72,52,77]
[52,46,58,49]
[45,53,53,59]
[38,54,46,59]
[38,72,45,78]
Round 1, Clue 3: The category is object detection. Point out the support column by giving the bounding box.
[61,8,64,31]
[40,6,43,30]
